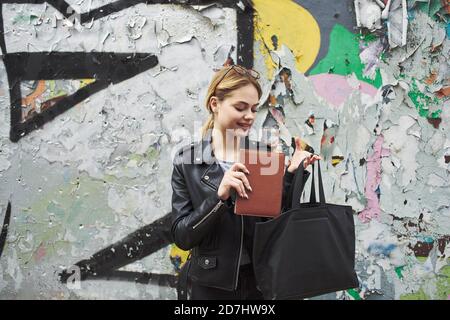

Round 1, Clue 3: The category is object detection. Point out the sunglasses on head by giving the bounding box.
[212,65,260,94]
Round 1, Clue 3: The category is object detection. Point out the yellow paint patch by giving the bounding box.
[169,244,190,273]
[80,79,96,88]
[332,155,345,166]
[253,0,320,78]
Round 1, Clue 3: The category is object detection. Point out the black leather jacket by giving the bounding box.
[171,131,310,291]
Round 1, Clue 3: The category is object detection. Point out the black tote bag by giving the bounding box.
[252,160,359,300]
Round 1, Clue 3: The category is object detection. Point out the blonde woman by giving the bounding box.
[171,65,321,300]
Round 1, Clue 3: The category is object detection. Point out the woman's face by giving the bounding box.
[211,84,259,137]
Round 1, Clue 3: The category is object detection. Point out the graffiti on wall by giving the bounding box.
[1,0,254,142]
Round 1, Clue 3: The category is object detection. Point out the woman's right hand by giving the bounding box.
[217,163,252,201]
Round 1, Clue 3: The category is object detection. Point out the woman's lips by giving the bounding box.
[238,123,252,129]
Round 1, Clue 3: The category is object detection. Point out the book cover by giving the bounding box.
[234,148,285,218]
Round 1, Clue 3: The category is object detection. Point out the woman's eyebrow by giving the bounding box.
[235,101,259,107]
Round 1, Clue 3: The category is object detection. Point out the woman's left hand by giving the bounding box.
[287,137,322,173]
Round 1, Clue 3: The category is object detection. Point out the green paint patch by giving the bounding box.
[14,174,114,265]
[430,110,442,118]
[398,263,449,300]
[47,200,66,219]
[12,14,34,24]
[49,81,69,99]
[125,147,160,166]
[309,24,382,88]
[359,33,378,44]
[408,79,442,118]
[436,265,450,300]
[416,256,428,263]
[129,153,145,166]
[400,287,430,300]
[145,146,160,161]
[123,147,160,170]
[395,266,405,279]
[347,288,362,300]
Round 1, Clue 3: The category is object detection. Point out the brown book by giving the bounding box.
[234,148,285,218]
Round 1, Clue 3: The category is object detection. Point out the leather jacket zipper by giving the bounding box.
[234,214,244,290]
[192,200,224,230]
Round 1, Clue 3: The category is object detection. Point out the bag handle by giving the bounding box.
[286,159,303,210]
[290,159,307,209]
[309,160,326,204]
[291,159,326,209]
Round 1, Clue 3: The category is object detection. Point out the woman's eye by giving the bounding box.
[234,105,257,113]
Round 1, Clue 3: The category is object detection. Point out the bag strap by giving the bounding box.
[290,159,307,209]
[291,159,326,209]
[285,166,298,212]
[309,160,326,204]
[310,161,316,203]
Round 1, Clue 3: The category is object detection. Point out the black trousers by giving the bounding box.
[190,264,264,300]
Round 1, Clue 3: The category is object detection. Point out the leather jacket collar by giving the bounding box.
[193,130,270,191]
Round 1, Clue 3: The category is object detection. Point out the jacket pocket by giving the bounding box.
[197,256,217,270]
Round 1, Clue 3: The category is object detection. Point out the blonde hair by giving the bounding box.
[201,65,262,138]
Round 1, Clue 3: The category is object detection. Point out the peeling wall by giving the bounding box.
[0,0,449,300]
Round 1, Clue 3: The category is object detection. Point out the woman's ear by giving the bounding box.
[210,96,219,113]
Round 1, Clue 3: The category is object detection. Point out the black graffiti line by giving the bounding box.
[84,271,178,288]
[4,51,159,142]
[0,202,12,259]
[11,79,109,141]
[59,211,173,283]
[7,52,159,80]
[77,0,245,23]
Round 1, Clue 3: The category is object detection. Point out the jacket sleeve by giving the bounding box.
[170,160,232,251]
[281,166,310,212]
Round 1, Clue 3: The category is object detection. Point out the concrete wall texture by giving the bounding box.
[0,0,448,300]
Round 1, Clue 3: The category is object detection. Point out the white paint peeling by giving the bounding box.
[3,3,236,54]
[355,0,382,31]
[360,39,384,80]
[382,115,419,187]
[126,15,147,40]
[6,249,24,291]
[236,1,246,11]
[366,264,382,290]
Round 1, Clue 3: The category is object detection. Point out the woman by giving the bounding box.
[171,64,321,300]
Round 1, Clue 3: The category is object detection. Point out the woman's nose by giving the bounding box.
[243,109,255,120]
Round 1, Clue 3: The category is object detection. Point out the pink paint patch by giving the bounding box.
[359,135,390,223]
[34,243,47,262]
[309,74,378,108]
